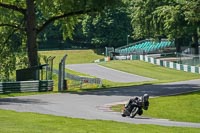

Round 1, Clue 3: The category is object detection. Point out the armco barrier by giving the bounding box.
[94,57,110,63]
[131,55,200,74]
[0,80,53,94]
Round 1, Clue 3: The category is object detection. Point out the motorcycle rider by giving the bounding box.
[121,93,149,117]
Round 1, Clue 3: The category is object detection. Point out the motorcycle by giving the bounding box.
[121,94,149,118]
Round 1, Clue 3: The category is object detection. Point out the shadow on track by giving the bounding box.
[0,98,48,105]
[73,83,200,97]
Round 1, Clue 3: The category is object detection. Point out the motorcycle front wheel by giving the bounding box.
[130,107,139,118]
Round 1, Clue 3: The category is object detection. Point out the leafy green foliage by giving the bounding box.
[183,0,200,24]
[0,0,121,80]
[0,19,27,81]
[127,0,199,53]
[80,7,132,48]
[38,5,133,49]
[127,0,169,39]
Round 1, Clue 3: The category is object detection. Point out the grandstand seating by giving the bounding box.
[115,39,174,55]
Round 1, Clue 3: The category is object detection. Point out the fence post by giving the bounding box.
[58,61,63,91]
[50,56,55,80]
[58,54,68,91]
[80,80,82,89]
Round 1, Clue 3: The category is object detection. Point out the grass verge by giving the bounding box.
[39,49,104,91]
[111,91,200,123]
[59,60,200,91]
[100,60,200,83]
[0,109,199,133]
[2,51,200,94]
[39,49,104,69]
[40,50,200,91]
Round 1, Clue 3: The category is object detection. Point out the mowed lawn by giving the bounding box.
[112,90,200,123]
[1,50,200,132]
[146,91,200,123]
[99,60,200,123]
[39,50,200,92]
[39,49,104,91]
[39,49,104,69]
[0,109,199,133]
[100,60,200,83]
[40,50,200,89]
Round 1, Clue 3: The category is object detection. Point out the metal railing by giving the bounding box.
[0,80,53,94]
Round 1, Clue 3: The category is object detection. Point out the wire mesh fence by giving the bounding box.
[65,73,102,90]
[176,53,200,67]
[53,69,102,90]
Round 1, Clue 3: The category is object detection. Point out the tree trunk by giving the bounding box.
[175,37,182,53]
[192,29,199,55]
[26,0,38,67]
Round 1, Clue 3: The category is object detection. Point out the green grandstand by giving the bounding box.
[115,39,174,55]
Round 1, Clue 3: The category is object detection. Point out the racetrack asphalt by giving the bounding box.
[0,63,200,128]
[66,63,155,83]
[0,80,200,128]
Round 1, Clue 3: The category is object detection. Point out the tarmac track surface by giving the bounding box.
[0,63,200,128]
[66,63,155,83]
[0,64,200,128]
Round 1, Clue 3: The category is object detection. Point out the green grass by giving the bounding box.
[100,60,200,83]
[39,49,104,91]
[1,50,200,132]
[59,59,200,91]
[111,91,200,123]
[39,49,104,69]
[3,50,199,93]
[39,50,200,91]
[1,49,103,95]
[0,109,199,133]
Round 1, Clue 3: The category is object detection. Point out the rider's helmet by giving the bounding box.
[142,94,149,110]
[143,94,149,102]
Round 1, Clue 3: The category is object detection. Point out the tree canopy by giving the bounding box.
[126,0,199,53]
[37,5,133,50]
[76,6,132,48]
[0,0,121,80]
[0,0,199,81]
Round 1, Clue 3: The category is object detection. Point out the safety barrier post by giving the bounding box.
[58,54,68,91]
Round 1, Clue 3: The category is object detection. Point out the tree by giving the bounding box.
[77,6,133,48]
[37,4,132,50]
[126,0,169,39]
[152,0,200,54]
[126,0,199,54]
[0,0,121,67]
[152,3,190,52]
[183,0,200,54]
